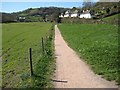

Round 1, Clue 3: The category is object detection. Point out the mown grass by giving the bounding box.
[2,22,55,88]
[58,23,119,84]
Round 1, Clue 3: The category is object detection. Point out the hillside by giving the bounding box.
[102,14,120,24]
[1,7,68,23]
[91,2,120,18]
[17,7,68,16]
[103,13,119,20]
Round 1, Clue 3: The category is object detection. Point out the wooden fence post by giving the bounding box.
[29,48,33,76]
[46,33,48,41]
[42,37,44,54]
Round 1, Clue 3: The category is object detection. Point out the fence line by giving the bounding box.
[28,27,54,76]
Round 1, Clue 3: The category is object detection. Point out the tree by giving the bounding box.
[56,17,61,23]
[72,7,77,11]
[106,8,110,14]
[82,0,92,9]
[90,10,95,15]
[42,15,46,22]
[2,13,17,23]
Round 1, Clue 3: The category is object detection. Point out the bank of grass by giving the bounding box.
[102,14,120,25]
[58,23,119,84]
[103,14,119,21]
[2,22,55,88]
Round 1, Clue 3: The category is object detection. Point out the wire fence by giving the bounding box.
[28,25,54,76]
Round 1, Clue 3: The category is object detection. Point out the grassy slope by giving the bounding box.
[26,16,43,22]
[58,23,119,84]
[103,14,119,21]
[102,14,120,24]
[2,22,54,88]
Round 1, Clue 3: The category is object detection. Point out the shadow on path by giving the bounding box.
[52,79,68,83]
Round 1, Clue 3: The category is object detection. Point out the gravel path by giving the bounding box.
[53,25,118,88]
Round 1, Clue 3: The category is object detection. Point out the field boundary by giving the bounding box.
[28,26,54,76]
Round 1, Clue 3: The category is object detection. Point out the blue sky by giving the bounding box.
[1,0,99,13]
[1,2,84,13]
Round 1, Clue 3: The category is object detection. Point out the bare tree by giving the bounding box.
[82,0,94,10]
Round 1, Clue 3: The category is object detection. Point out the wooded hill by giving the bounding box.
[1,2,119,23]
[1,7,68,23]
[91,2,120,18]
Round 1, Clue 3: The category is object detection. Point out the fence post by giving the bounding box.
[46,33,48,41]
[29,48,33,76]
[42,37,44,54]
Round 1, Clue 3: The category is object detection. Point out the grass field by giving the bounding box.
[2,22,54,88]
[58,23,119,84]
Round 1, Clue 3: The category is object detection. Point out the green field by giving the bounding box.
[58,23,119,84]
[2,22,54,88]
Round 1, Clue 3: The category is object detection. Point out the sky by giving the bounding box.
[1,1,99,13]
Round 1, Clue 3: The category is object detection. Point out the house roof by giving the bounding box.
[71,10,78,14]
[65,10,79,15]
[74,10,78,13]
[61,9,91,17]
[65,10,71,14]
[82,10,90,14]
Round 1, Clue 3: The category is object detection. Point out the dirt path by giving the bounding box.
[53,25,118,88]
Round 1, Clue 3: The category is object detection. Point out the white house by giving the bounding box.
[71,10,78,17]
[59,13,64,18]
[80,13,91,18]
[18,16,26,22]
[59,9,92,19]
[64,11,70,17]
[79,10,91,19]
[19,17,25,20]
